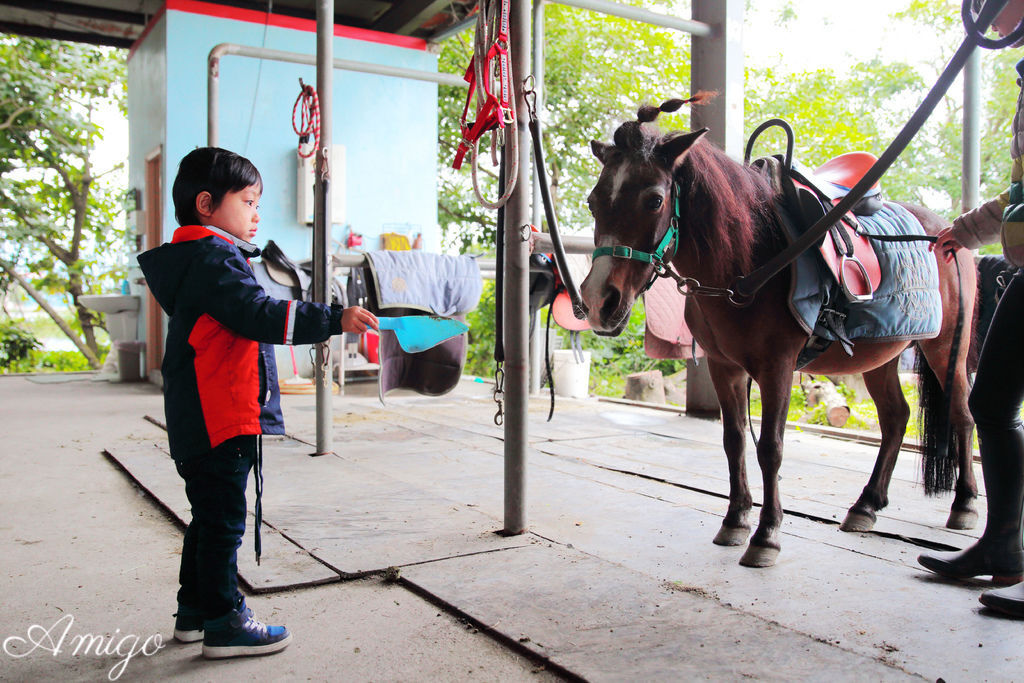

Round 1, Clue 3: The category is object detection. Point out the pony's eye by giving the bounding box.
[646,196,664,211]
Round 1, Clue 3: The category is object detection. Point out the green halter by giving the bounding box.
[591,182,680,289]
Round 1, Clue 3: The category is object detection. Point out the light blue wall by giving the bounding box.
[130,7,440,262]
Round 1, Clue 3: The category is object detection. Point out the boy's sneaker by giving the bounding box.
[202,602,291,659]
[173,605,204,643]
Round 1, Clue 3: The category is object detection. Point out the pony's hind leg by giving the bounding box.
[707,359,753,547]
[841,359,908,532]
[918,335,979,530]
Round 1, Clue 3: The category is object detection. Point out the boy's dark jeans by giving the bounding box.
[175,435,256,620]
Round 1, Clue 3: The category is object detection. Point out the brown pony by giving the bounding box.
[579,107,978,568]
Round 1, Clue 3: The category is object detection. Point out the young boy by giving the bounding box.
[138,147,377,658]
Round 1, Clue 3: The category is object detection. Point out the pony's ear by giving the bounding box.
[657,128,709,169]
[590,140,610,164]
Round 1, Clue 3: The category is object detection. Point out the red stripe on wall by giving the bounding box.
[163,0,428,51]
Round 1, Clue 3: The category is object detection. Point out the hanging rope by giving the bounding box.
[292,78,320,159]
[452,0,518,209]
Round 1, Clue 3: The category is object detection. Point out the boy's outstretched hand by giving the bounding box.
[342,306,379,334]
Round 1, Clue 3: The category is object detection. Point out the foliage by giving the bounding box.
[747,0,1019,223]
[0,319,40,367]
[581,299,685,395]
[464,279,498,377]
[2,348,102,374]
[0,35,128,366]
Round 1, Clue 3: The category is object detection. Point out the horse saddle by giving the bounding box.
[254,240,313,300]
[765,152,884,302]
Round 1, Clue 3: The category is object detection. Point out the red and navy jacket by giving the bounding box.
[138,225,343,462]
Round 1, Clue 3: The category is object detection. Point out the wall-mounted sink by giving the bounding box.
[80,294,141,342]
[79,294,141,314]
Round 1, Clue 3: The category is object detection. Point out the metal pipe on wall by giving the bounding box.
[553,0,711,35]
[313,0,334,455]
[206,42,466,146]
[503,0,533,535]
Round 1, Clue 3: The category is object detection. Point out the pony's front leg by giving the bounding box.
[740,370,793,568]
[707,359,753,547]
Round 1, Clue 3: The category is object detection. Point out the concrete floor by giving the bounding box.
[2,373,1021,681]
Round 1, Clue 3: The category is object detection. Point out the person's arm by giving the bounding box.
[949,192,1009,250]
[193,245,375,344]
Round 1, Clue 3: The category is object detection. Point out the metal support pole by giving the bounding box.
[962,49,981,213]
[313,0,333,455]
[504,0,532,535]
[686,0,743,416]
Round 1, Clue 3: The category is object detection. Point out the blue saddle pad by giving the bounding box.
[786,202,942,344]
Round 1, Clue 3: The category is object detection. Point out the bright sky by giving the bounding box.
[744,1,940,74]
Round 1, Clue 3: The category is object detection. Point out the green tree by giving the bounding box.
[746,0,1019,225]
[0,36,127,367]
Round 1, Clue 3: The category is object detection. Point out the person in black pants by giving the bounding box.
[916,0,1024,618]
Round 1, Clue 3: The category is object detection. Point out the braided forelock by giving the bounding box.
[614,92,720,161]
[636,92,719,125]
[611,121,659,161]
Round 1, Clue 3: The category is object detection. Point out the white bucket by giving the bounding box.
[551,349,592,398]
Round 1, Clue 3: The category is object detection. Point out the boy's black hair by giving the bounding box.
[172,147,263,226]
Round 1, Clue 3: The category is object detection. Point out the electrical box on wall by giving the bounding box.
[297,145,346,225]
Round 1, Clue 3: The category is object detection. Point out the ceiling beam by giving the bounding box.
[0,20,135,48]
[372,0,450,35]
[0,0,147,26]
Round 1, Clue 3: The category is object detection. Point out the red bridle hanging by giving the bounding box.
[292,79,320,159]
[451,0,518,209]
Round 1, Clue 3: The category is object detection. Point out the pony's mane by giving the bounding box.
[608,100,777,283]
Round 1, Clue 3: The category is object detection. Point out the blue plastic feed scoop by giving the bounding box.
[377,315,469,353]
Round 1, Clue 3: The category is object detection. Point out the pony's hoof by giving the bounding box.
[739,544,779,568]
[840,511,876,533]
[713,524,750,546]
[946,508,979,530]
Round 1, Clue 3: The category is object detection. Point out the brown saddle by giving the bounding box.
[778,153,884,302]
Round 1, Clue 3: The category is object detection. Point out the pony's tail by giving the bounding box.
[637,91,719,123]
[916,348,958,495]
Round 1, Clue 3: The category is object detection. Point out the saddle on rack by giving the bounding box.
[256,240,313,300]
[251,240,347,381]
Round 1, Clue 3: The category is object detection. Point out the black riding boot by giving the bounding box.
[980,580,1024,617]
[918,426,1024,584]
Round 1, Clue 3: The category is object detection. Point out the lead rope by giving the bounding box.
[254,435,263,565]
[493,148,506,426]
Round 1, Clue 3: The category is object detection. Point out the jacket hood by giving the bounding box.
[137,225,260,316]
